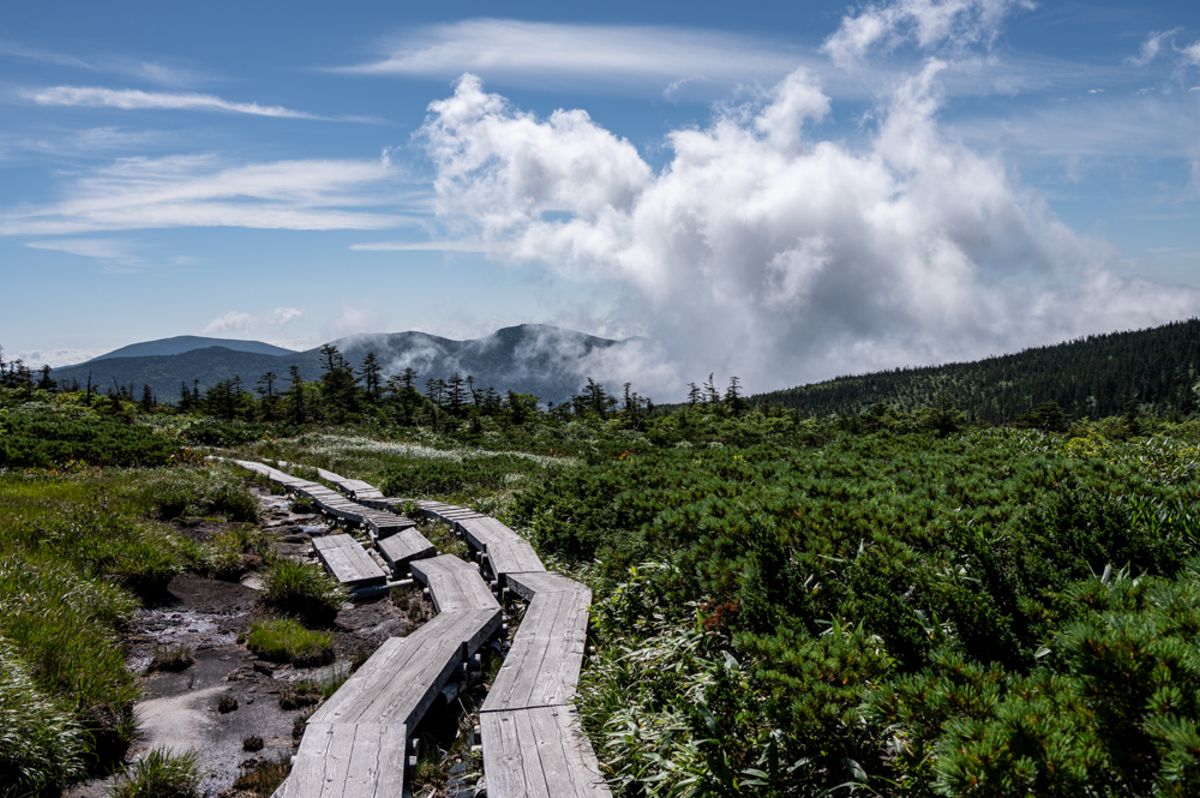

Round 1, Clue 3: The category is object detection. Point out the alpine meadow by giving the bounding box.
[3,1,1200,797]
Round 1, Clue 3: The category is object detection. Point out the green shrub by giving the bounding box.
[0,403,175,467]
[378,454,545,499]
[178,417,271,446]
[0,637,86,797]
[244,619,333,666]
[261,559,345,624]
[109,748,201,798]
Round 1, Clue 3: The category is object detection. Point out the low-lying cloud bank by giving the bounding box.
[418,61,1199,398]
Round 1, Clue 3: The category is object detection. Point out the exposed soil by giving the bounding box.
[66,487,426,798]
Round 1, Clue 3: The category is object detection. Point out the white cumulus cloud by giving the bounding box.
[417,70,1200,396]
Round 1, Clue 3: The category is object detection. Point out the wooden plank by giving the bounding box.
[410,555,500,613]
[482,587,590,712]
[457,516,519,551]
[276,721,407,798]
[376,528,437,572]
[485,538,545,580]
[311,608,500,729]
[312,533,386,588]
[481,706,612,798]
[481,710,547,798]
[506,571,587,603]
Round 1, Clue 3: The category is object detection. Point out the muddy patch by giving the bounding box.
[67,487,423,797]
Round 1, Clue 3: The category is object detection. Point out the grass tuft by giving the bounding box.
[0,636,86,796]
[261,559,345,624]
[243,618,334,667]
[108,748,201,798]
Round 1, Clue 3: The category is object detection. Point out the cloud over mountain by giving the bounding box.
[418,61,1200,395]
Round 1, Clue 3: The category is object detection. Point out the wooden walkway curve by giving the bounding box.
[226,458,610,797]
[405,501,611,797]
[232,459,501,798]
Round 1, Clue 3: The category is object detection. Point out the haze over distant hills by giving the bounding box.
[51,324,622,405]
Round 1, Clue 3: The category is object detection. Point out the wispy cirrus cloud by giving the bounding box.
[333,18,802,90]
[22,85,373,122]
[26,237,137,261]
[331,16,1122,102]
[0,153,420,236]
[0,38,211,87]
[1129,28,1182,66]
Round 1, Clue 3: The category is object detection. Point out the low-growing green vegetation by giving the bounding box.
[243,618,334,666]
[261,558,346,624]
[0,401,177,468]
[514,421,1200,796]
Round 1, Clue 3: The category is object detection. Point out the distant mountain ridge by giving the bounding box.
[88,335,298,362]
[51,325,622,404]
[753,318,1200,422]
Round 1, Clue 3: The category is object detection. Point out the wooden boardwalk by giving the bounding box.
[309,608,502,730]
[277,608,501,798]
[228,457,610,796]
[231,459,435,581]
[482,579,590,712]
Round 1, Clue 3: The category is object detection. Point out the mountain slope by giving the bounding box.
[754,318,1200,421]
[50,325,621,404]
[87,335,297,362]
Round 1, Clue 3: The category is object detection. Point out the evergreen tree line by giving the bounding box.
[754,318,1200,422]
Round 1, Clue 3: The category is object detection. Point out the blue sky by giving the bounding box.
[2,0,1199,394]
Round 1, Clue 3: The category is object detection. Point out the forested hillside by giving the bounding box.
[756,319,1200,422]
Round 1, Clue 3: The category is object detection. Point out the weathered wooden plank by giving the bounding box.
[506,571,587,603]
[276,721,407,798]
[485,538,546,580]
[311,608,500,729]
[481,706,612,798]
[482,586,591,712]
[312,533,386,588]
[481,710,547,798]
[410,555,500,613]
[376,528,437,573]
[457,516,519,551]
